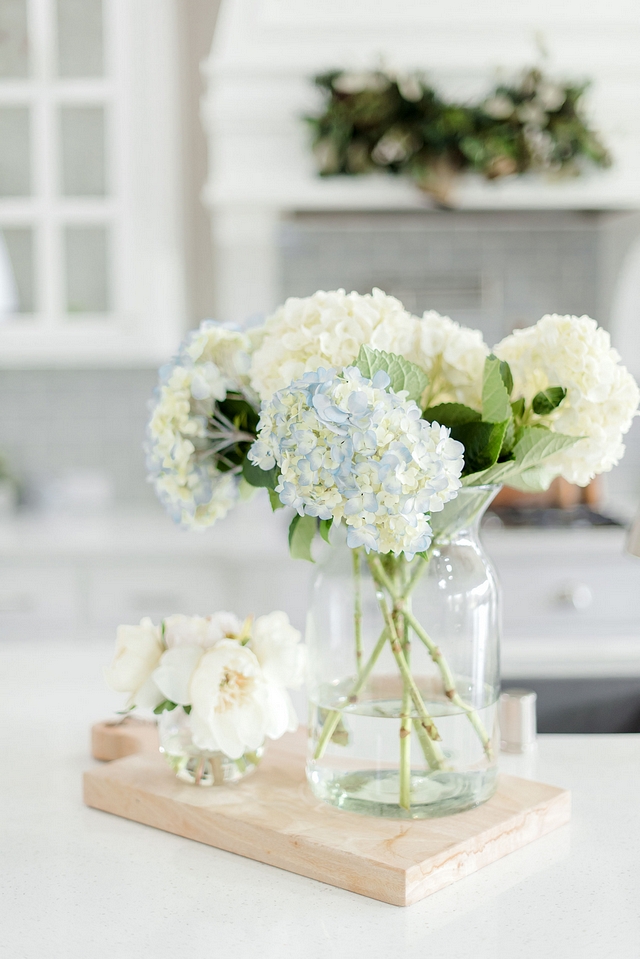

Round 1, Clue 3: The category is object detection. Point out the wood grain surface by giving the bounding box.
[83,731,571,906]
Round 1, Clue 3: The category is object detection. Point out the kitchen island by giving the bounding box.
[1,637,638,959]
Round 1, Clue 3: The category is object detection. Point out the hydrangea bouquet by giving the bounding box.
[146,290,638,810]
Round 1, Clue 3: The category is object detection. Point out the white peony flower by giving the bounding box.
[251,612,305,734]
[251,612,305,688]
[249,289,420,401]
[418,311,490,409]
[495,314,640,486]
[163,612,242,649]
[105,618,164,709]
[189,641,294,759]
[153,645,203,705]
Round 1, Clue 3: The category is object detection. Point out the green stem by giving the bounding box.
[353,547,363,676]
[402,607,494,760]
[367,557,446,772]
[313,627,388,761]
[395,568,411,810]
[369,556,493,760]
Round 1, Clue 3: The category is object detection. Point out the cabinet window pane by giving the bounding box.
[0,0,29,78]
[0,107,30,196]
[56,0,103,77]
[60,106,106,196]
[64,225,110,313]
[0,227,34,313]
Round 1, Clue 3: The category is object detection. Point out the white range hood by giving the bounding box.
[201,0,640,322]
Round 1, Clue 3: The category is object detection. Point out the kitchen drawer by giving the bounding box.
[495,554,640,639]
[0,565,81,628]
[87,564,233,627]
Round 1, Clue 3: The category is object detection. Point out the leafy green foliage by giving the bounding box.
[482,356,512,423]
[532,387,567,415]
[423,403,481,427]
[213,394,260,475]
[319,518,333,543]
[498,359,514,396]
[462,425,581,489]
[154,699,178,715]
[452,420,509,474]
[242,457,279,490]
[268,488,284,511]
[288,513,317,562]
[511,397,525,419]
[355,345,429,405]
[306,68,611,205]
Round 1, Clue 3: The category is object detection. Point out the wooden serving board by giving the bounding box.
[84,730,570,906]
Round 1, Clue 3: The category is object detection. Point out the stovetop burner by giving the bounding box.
[484,505,623,529]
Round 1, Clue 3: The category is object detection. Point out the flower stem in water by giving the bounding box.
[313,627,388,760]
[352,548,363,676]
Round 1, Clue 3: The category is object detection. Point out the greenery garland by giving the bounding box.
[305,68,611,205]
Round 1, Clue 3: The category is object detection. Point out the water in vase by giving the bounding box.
[308,677,499,820]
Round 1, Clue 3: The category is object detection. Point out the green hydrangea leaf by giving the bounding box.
[532,387,567,416]
[319,518,333,543]
[462,426,581,487]
[482,356,512,423]
[288,513,316,562]
[268,488,284,511]
[499,359,514,396]
[242,456,279,490]
[355,345,429,406]
[423,403,481,427]
[450,419,509,475]
[511,397,525,420]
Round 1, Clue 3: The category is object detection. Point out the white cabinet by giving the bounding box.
[0,0,185,366]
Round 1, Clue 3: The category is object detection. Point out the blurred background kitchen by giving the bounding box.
[3,0,640,732]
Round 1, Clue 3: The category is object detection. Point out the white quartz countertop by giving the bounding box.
[2,638,639,959]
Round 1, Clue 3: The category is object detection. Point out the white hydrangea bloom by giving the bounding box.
[495,314,640,486]
[249,288,421,401]
[249,366,464,558]
[417,311,490,409]
[146,321,254,529]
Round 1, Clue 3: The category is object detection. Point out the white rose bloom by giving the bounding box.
[189,641,292,759]
[164,612,242,649]
[249,288,419,400]
[495,314,640,486]
[418,311,490,409]
[105,618,164,709]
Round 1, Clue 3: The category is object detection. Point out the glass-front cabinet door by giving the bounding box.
[0,0,185,365]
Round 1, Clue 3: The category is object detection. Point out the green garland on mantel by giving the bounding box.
[305,68,611,206]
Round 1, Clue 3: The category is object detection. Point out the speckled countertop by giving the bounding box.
[1,638,639,959]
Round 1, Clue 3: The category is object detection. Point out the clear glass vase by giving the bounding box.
[158,706,263,786]
[306,486,501,819]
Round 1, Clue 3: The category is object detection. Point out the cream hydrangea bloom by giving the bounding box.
[249,288,421,400]
[146,321,254,529]
[495,314,640,486]
[417,311,489,409]
[249,290,490,411]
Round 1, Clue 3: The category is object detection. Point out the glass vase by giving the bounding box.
[158,706,263,786]
[306,486,501,819]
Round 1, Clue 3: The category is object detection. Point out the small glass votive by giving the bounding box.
[499,688,537,753]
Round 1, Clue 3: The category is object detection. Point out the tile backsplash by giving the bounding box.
[279,210,601,349]
[0,368,159,507]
